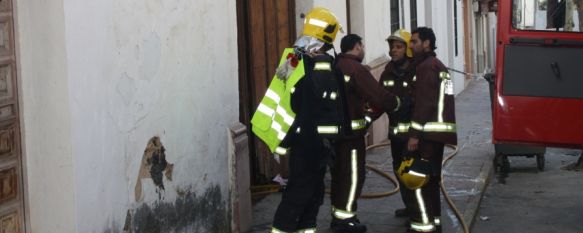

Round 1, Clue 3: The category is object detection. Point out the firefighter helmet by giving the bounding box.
[302,7,342,44]
[386,29,413,58]
[397,156,430,190]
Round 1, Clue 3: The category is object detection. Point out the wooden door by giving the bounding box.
[237,0,296,184]
[0,0,24,232]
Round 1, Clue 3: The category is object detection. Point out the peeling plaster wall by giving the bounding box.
[15,0,77,232]
[63,0,238,231]
[18,0,238,232]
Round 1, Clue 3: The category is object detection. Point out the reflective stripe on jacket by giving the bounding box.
[335,53,401,138]
[379,59,416,140]
[409,52,457,145]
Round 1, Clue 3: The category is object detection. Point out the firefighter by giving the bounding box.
[331,34,403,233]
[401,27,457,233]
[251,7,348,233]
[378,29,417,219]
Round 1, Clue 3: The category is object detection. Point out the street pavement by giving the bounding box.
[472,148,583,233]
[247,78,496,233]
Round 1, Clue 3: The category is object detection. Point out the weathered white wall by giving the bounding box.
[17,0,239,232]
[66,0,239,231]
[448,0,466,94]
[349,0,393,63]
[403,0,412,31]
[15,0,77,232]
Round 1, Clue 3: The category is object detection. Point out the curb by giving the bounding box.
[462,154,495,232]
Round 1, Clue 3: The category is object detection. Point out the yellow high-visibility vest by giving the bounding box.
[251,48,305,154]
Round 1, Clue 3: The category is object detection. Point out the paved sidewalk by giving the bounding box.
[247,79,495,233]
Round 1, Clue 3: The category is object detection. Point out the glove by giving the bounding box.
[275,53,300,81]
[273,153,281,164]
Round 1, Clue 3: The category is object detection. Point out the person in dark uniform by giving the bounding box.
[405,27,458,233]
[259,8,349,233]
[378,29,417,219]
[330,34,403,233]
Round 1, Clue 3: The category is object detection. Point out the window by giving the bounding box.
[391,0,400,33]
[513,0,582,32]
[411,0,418,30]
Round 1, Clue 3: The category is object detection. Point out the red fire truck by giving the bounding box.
[488,0,583,171]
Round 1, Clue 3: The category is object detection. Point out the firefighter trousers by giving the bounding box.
[408,139,444,233]
[272,138,330,232]
[330,137,366,219]
[390,136,417,216]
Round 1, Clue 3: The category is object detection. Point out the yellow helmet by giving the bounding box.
[302,7,342,44]
[397,156,430,190]
[386,29,413,58]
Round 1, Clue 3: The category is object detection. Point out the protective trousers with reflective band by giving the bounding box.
[408,140,444,232]
[390,137,417,217]
[272,136,330,232]
[251,48,305,153]
[330,137,366,219]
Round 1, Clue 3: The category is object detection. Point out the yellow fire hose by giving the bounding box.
[360,141,400,198]
[250,142,470,233]
[442,144,470,233]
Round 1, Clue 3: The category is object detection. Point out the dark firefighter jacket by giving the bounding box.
[379,59,416,140]
[282,52,350,148]
[408,52,457,145]
[335,53,400,138]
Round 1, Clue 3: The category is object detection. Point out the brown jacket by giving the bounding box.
[409,52,457,145]
[379,59,416,140]
[335,53,400,137]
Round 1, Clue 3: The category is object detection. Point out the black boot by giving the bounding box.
[330,217,367,233]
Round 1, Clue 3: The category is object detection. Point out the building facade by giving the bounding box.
[3,0,496,232]
[16,0,239,232]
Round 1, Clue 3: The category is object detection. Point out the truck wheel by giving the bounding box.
[495,154,510,173]
[536,154,545,171]
[501,155,510,173]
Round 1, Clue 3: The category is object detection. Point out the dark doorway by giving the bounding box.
[237,0,296,185]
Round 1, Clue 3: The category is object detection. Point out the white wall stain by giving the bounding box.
[116,73,137,106]
[139,33,162,81]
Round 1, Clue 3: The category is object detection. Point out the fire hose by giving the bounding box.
[250,142,470,233]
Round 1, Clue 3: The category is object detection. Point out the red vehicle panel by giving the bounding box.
[493,0,583,148]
